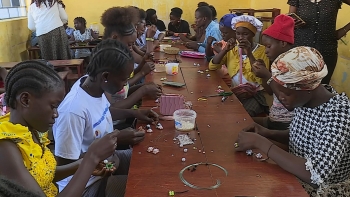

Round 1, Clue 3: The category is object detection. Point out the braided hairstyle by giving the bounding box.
[86,39,134,79]
[101,6,139,39]
[74,17,87,28]
[4,61,63,109]
[0,176,41,197]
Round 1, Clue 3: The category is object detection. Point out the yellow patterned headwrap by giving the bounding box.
[271,46,328,90]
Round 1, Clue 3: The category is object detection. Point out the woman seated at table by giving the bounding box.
[167,7,190,36]
[146,8,166,32]
[100,6,162,129]
[53,39,158,196]
[205,13,238,87]
[69,17,99,58]
[209,15,269,117]
[0,60,121,197]
[235,46,350,196]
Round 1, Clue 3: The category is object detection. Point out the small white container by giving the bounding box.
[173,109,197,132]
[160,44,172,52]
[165,63,179,75]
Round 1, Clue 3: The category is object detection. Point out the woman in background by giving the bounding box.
[69,17,99,59]
[146,9,166,31]
[28,0,71,60]
[167,7,190,36]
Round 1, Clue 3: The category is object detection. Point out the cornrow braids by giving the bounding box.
[0,176,41,197]
[74,17,87,28]
[4,61,63,109]
[86,39,134,79]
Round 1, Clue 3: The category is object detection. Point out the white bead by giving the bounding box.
[147,147,154,153]
[152,148,160,154]
[184,148,188,153]
[181,158,186,162]
[179,144,183,147]
[103,160,108,164]
[146,129,153,133]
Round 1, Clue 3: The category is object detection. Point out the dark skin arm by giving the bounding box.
[235,127,317,188]
[54,159,82,182]
[205,36,216,57]
[336,22,350,40]
[0,140,100,197]
[212,38,235,64]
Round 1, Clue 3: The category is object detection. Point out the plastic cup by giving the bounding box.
[173,109,197,132]
[165,63,179,75]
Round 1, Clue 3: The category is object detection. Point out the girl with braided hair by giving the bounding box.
[0,60,121,197]
[53,39,159,196]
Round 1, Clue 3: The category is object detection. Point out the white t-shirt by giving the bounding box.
[53,77,114,191]
[28,1,68,36]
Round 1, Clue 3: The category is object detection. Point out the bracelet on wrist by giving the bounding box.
[146,38,154,42]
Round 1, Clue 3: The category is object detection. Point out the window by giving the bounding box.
[0,0,26,20]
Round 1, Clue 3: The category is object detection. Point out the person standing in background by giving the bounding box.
[288,0,350,84]
[146,9,166,31]
[28,0,71,60]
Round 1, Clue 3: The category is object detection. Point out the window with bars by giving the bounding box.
[0,0,26,20]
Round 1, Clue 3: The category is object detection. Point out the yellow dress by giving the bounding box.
[209,44,269,85]
[0,114,57,197]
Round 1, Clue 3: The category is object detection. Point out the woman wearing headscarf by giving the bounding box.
[235,46,350,196]
[167,7,190,36]
[145,9,166,31]
[28,0,71,60]
[209,15,269,117]
[288,0,350,84]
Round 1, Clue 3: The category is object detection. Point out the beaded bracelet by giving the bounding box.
[179,162,228,190]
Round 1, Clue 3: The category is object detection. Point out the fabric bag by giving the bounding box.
[231,48,258,100]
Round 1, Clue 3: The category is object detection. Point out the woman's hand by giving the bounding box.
[251,59,272,79]
[241,123,271,138]
[224,38,236,52]
[117,128,145,146]
[167,30,175,36]
[185,41,199,50]
[146,25,157,39]
[238,39,252,55]
[234,131,262,152]
[136,109,159,124]
[207,36,216,45]
[86,130,120,164]
[142,83,162,99]
[140,62,155,76]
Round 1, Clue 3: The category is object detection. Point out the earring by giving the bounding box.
[105,80,108,83]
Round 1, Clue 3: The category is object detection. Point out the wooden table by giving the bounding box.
[28,45,96,60]
[124,48,308,196]
[0,59,84,77]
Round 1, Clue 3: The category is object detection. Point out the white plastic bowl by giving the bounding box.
[173,109,197,132]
